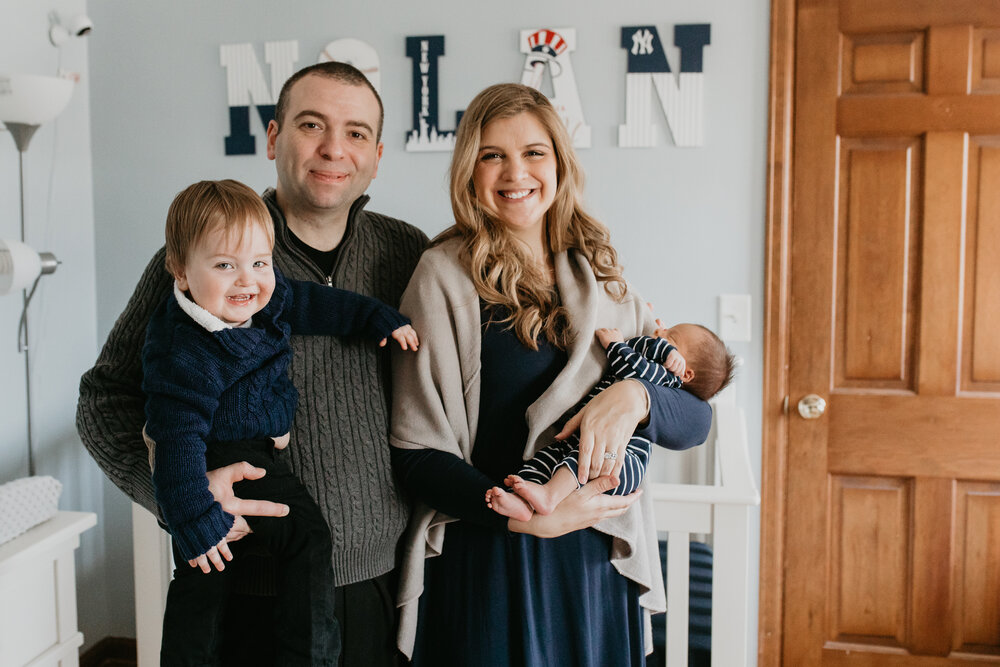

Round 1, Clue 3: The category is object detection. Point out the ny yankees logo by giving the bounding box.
[630,29,655,56]
[620,24,711,147]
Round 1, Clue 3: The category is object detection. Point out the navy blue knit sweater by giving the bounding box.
[142,268,409,561]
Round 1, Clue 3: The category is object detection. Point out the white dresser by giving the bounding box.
[0,512,97,667]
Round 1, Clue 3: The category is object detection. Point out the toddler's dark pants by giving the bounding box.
[159,438,339,667]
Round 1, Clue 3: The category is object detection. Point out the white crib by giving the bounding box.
[647,396,760,667]
[132,399,759,667]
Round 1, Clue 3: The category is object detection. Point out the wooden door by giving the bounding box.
[783,1,1000,664]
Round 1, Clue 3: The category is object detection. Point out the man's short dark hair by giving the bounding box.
[273,61,384,142]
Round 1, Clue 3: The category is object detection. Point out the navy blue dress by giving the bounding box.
[392,306,710,667]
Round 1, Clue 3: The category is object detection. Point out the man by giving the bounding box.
[77,62,428,666]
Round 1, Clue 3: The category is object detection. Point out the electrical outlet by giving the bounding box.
[718,294,751,342]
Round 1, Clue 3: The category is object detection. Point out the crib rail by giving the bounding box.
[648,400,760,667]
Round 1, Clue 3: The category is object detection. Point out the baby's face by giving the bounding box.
[654,324,703,367]
[175,220,275,325]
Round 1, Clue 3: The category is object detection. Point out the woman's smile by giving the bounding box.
[473,112,558,247]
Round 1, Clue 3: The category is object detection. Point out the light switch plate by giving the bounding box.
[719,294,751,342]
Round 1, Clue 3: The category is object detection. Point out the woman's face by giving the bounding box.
[472,112,558,244]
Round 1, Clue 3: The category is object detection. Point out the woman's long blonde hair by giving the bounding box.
[439,83,627,350]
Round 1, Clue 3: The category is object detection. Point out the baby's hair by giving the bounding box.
[683,325,737,401]
[164,179,273,278]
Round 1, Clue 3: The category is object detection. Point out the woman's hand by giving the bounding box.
[554,379,649,483]
[506,474,641,538]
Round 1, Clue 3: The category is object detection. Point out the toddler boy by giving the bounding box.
[143,180,418,666]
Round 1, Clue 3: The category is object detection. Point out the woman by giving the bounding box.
[390,83,711,666]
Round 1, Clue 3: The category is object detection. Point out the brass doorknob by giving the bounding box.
[797,394,826,419]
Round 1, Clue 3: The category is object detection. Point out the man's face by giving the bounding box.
[267,75,384,221]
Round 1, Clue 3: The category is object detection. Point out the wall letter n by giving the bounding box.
[618,25,711,148]
[220,41,299,155]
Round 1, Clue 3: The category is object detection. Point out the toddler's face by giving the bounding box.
[176,220,275,325]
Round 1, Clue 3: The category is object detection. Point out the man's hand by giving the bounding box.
[225,516,253,543]
[206,462,290,543]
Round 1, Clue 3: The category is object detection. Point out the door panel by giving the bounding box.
[972,29,1000,92]
[829,476,911,645]
[784,1,1000,664]
[836,138,921,388]
[841,32,924,94]
[965,138,1000,390]
[955,482,1000,651]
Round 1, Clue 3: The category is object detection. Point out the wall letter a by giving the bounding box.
[519,28,591,148]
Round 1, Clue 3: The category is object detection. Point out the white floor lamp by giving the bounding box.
[0,73,73,476]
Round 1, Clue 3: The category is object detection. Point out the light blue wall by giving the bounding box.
[1,0,124,652]
[89,0,768,656]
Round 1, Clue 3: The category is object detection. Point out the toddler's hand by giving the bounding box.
[272,433,290,450]
[665,348,686,377]
[380,324,419,351]
[189,538,233,574]
[595,327,624,348]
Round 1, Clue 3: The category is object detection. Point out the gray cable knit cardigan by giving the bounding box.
[389,237,669,657]
[77,190,428,586]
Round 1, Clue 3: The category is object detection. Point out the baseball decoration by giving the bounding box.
[519,28,591,148]
[318,38,381,92]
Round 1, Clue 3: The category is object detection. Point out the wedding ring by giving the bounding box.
[603,452,617,460]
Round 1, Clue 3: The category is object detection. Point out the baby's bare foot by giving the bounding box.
[508,477,559,516]
[486,486,534,522]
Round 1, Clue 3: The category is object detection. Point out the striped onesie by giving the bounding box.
[517,335,683,495]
